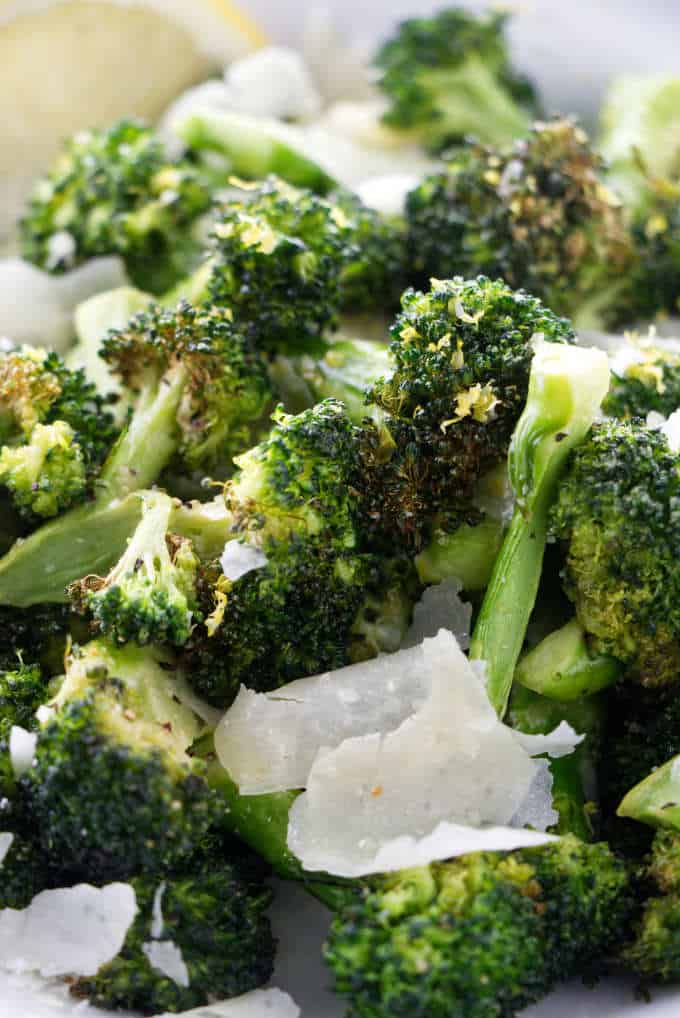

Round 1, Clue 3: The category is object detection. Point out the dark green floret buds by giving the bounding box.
[19,118,211,294]
[603,336,680,421]
[373,8,537,153]
[551,418,680,686]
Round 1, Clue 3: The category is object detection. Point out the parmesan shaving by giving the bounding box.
[9,726,37,778]
[143,939,190,987]
[0,832,14,866]
[402,577,472,650]
[220,541,268,582]
[155,987,300,1017]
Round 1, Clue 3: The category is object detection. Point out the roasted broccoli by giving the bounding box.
[329,189,406,313]
[180,400,417,706]
[69,490,201,647]
[405,118,632,326]
[19,119,212,293]
[0,346,117,521]
[373,8,537,153]
[23,639,216,882]
[550,418,680,686]
[0,301,273,606]
[74,848,275,1014]
[167,177,355,351]
[623,829,680,982]
[363,275,576,552]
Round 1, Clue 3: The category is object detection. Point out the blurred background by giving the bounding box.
[2,0,680,243]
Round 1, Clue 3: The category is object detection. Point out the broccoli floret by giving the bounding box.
[0,302,274,606]
[469,338,611,714]
[23,640,215,882]
[19,119,211,294]
[373,8,537,154]
[73,853,275,1014]
[405,119,632,325]
[325,836,630,1018]
[329,189,406,314]
[362,276,575,552]
[69,490,201,647]
[0,346,117,521]
[603,335,680,420]
[622,830,680,981]
[0,603,74,675]
[167,177,355,351]
[179,401,416,705]
[550,419,680,686]
[0,660,49,738]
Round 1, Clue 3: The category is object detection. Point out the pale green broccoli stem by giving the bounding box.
[516,618,622,701]
[469,341,611,716]
[97,490,187,595]
[70,287,152,424]
[618,754,680,832]
[269,333,392,423]
[424,55,530,147]
[173,110,337,194]
[415,517,505,591]
[162,257,216,308]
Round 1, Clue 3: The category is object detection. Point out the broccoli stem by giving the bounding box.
[415,517,505,591]
[618,754,680,832]
[173,110,337,194]
[469,341,611,716]
[269,333,392,423]
[516,618,622,701]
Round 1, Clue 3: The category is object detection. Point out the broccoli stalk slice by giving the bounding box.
[415,517,505,591]
[469,340,611,716]
[269,333,392,424]
[618,755,680,832]
[515,618,622,701]
[173,110,337,194]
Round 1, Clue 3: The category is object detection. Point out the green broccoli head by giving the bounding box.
[0,660,49,739]
[325,835,630,1018]
[19,118,211,293]
[329,189,406,314]
[206,177,355,350]
[181,541,415,708]
[405,119,632,322]
[69,490,201,647]
[551,418,680,686]
[23,640,215,883]
[623,830,680,980]
[0,346,117,521]
[373,8,537,153]
[74,854,275,1015]
[603,336,680,421]
[101,300,274,475]
[363,276,574,550]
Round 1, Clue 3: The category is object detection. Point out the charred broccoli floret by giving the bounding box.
[622,830,680,981]
[74,852,275,1014]
[603,335,680,420]
[405,119,632,325]
[23,640,215,882]
[69,490,201,647]
[373,8,537,153]
[19,119,211,294]
[180,401,416,706]
[168,177,355,351]
[363,276,575,552]
[0,661,49,738]
[550,419,680,686]
[325,836,629,1018]
[0,346,117,521]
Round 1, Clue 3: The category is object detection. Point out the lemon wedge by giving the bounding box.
[0,0,267,238]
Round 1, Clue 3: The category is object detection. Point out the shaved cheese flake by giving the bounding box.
[155,987,301,1017]
[287,631,552,876]
[220,540,268,581]
[662,409,680,452]
[9,726,37,777]
[511,759,559,832]
[0,832,14,866]
[402,577,472,650]
[143,940,190,987]
[150,881,166,939]
[0,883,137,977]
[216,643,428,794]
[512,721,584,760]
[355,174,420,216]
[332,820,557,877]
